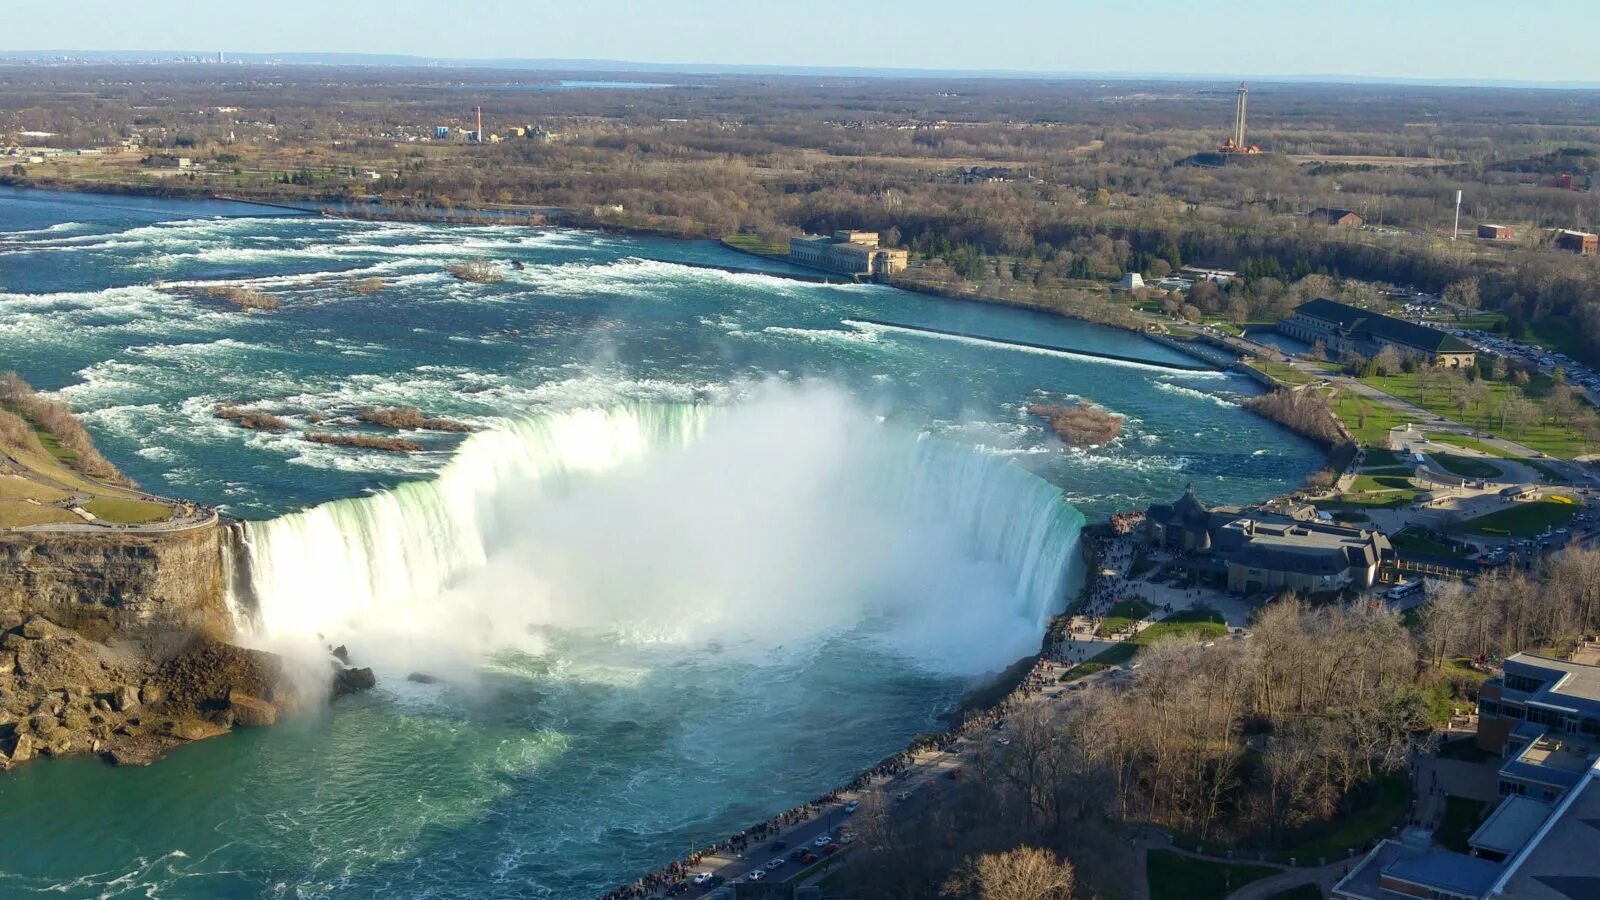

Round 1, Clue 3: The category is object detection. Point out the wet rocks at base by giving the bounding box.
[0,614,376,770]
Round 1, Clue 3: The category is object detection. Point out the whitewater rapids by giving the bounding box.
[225,385,1085,678]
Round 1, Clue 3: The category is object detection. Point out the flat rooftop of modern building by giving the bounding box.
[1517,733,1600,775]
[1493,762,1600,898]
[1509,652,1600,704]
[1470,795,1552,857]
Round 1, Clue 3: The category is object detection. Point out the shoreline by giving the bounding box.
[5,180,1208,365]
[599,530,1101,899]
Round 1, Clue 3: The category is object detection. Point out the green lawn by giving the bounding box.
[1425,432,1517,459]
[1096,599,1155,636]
[1064,611,1227,680]
[1361,372,1592,459]
[1140,609,1229,642]
[1431,453,1503,479]
[721,233,788,256]
[1528,317,1590,360]
[1348,473,1418,494]
[1250,358,1316,387]
[1276,773,1409,863]
[1391,528,1473,559]
[1437,797,1489,854]
[1463,498,1579,536]
[1363,448,1403,467]
[80,496,175,525]
[1327,390,1418,447]
[1146,851,1279,900]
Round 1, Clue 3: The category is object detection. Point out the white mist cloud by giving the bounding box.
[241,382,1077,683]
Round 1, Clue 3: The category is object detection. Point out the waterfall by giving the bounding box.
[226,389,1085,673]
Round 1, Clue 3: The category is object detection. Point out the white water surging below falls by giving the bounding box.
[225,385,1086,679]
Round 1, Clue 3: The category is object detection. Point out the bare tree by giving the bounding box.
[943,847,1076,900]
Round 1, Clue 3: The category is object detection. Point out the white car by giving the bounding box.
[844,800,859,813]
[765,859,785,871]
[746,870,766,882]
[690,872,712,885]
[814,835,833,848]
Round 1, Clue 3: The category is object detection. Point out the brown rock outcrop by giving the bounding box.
[0,613,373,771]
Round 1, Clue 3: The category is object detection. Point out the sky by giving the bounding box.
[7,0,1599,85]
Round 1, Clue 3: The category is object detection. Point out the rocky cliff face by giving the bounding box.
[0,521,376,771]
[0,524,230,642]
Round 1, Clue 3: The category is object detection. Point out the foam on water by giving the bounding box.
[230,386,1085,680]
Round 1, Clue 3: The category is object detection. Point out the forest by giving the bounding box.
[4,65,1600,360]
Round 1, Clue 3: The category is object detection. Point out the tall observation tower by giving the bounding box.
[1233,83,1248,150]
[1220,82,1259,155]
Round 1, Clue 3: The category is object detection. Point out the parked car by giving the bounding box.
[801,853,819,865]
[814,835,833,848]
[788,849,808,862]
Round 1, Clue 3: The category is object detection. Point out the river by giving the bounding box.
[0,186,1320,898]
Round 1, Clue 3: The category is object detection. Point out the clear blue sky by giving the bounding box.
[8,0,1597,83]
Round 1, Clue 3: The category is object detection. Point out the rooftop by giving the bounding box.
[1470,795,1552,857]
[1292,298,1475,354]
[1514,732,1600,777]
[1490,760,1600,899]
[1217,516,1388,574]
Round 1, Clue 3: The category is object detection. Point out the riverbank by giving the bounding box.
[600,530,1100,900]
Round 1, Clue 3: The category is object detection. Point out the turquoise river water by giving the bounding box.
[0,187,1320,898]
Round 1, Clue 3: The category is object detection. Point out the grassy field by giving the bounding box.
[1276,773,1409,863]
[1363,448,1403,467]
[1361,372,1591,459]
[0,503,81,528]
[1425,432,1516,458]
[1327,390,1418,446]
[721,233,788,255]
[1391,528,1473,559]
[81,497,178,525]
[1431,453,1503,479]
[1428,435,1569,482]
[0,408,178,530]
[1096,599,1155,636]
[1437,797,1489,853]
[1463,497,1579,536]
[1145,851,1278,900]
[1249,358,1317,387]
[1063,611,1228,680]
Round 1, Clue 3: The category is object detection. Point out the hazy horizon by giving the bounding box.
[7,0,1599,87]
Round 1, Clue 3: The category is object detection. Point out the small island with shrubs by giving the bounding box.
[1028,401,1124,448]
[446,258,503,283]
[201,285,280,311]
[356,406,471,432]
[303,431,423,453]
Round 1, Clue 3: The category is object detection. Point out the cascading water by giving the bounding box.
[227,385,1085,677]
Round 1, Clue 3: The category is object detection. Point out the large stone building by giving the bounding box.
[1144,487,1393,595]
[1279,298,1477,368]
[1334,653,1600,900]
[788,231,909,278]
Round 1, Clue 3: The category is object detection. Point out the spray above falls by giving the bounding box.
[227,384,1085,677]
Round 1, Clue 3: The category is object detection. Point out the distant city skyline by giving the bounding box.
[7,0,1600,86]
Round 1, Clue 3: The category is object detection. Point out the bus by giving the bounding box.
[1385,580,1425,602]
